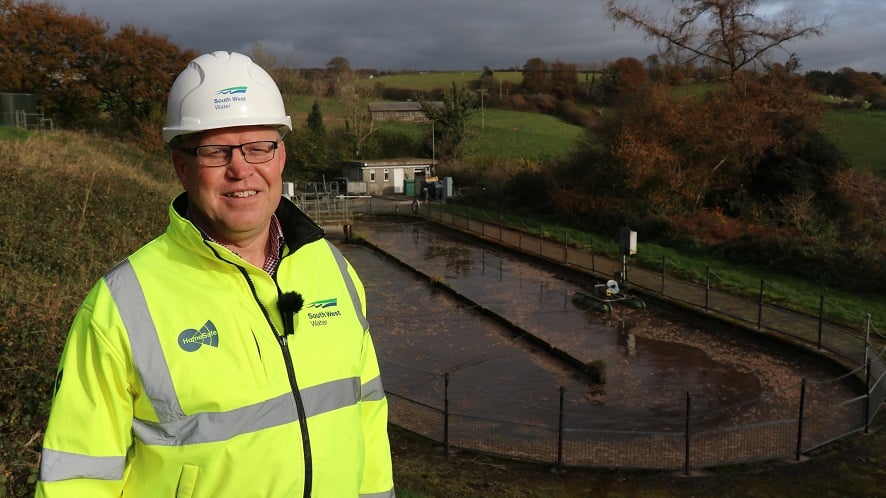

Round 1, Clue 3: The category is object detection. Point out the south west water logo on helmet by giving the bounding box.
[213,87,248,111]
[216,86,247,95]
[178,320,219,352]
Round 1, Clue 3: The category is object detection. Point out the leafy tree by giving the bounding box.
[521,57,550,94]
[605,0,828,89]
[601,57,649,101]
[101,25,196,136]
[325,55,353,92]
[285,100,331,177]
[0,0,107,127]
[829,67,885,103]
[306,99,325,136]
[550,59,579,100]
[420,82,476,162]
[326,56,352,75]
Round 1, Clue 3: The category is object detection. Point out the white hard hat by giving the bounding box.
[163,51,292,144]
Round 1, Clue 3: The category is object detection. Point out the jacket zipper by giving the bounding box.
[210,244,313,498]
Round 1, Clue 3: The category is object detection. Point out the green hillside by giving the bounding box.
[286,95,584,162]
[370,70,523,90]
[823,109,886,176]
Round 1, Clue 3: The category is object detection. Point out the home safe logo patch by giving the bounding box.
[178,320,219,352]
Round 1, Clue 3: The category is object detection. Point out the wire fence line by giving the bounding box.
[348,198,885,471]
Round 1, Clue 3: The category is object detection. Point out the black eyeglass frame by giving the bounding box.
[179,140,280,167]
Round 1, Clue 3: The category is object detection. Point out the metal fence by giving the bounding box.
[383,359,877,472]
[346,198,885,471]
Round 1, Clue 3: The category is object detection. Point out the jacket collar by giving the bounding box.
[171,192,325,255]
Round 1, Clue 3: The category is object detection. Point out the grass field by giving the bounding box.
[822,109,886,175]
[285,94,585,162]
[368,70,523,90]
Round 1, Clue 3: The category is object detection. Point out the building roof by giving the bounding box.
[343,158,438,167]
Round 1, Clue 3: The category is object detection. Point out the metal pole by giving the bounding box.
[865,359,872,434]
[705,266,710,311]
[540,225,544,255]
[864,313,871,374]
[817,295,824,350]
[684,391,691,476]
[757,280,765,329]
[591,244,596,273]
[444,372,450,454]
[661,255,666,295]
[563,232,568,264]
[557,386,565,470]
[796,379,806,460]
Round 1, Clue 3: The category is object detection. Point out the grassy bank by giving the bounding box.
[442,206,884,326]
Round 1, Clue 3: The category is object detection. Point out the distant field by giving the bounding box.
[375,108,583,162]
[369,71,522,91]
[286,93,583,162]
[822,109,886,176]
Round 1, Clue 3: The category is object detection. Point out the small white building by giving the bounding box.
[341,158,438,196]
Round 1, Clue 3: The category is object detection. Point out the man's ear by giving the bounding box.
[171,149,190,187]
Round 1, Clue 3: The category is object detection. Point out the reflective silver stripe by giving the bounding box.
[133,392,297,446]
[302,377,360,418]
[131,379,361,446]
[104,259,184,423]
[361,375,386,402]
[360,490,396,498]
[327,240,370,331]
[40,448,125,482]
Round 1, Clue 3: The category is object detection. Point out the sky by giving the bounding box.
[57,0,886,74]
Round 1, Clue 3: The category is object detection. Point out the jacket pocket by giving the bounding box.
[176,464,200,498]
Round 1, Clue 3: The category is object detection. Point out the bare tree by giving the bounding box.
[604,0,828,86]
[337,74,375,159]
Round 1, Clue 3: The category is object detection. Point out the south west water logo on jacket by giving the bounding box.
[306,298,342,327]
[178,320,219,352]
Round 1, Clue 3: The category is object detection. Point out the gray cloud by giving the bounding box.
[60,0,886,72]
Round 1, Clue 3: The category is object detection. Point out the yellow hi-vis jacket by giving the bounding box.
[36,194,395,498]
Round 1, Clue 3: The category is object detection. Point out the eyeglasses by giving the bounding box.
[180,141,279,168]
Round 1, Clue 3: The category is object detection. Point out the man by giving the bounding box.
[35,51,395,497]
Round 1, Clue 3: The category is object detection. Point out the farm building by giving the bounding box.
[368,101,442,122]
[341,158,438,196]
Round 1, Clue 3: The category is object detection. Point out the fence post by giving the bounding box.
[865,359,872,434]
[591,243,596,273]
[557,386,565,470]
[540,225,544,255]
[563,232,569,264]
[684,391,692,476]
[444,372,450,454]
[660,255,666,295]
[757,280,765,330]
[704,266,711,311]
[864,313,872,374]
[795,379,806,460]
[817,295,825,350]
[519,221,524,250]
